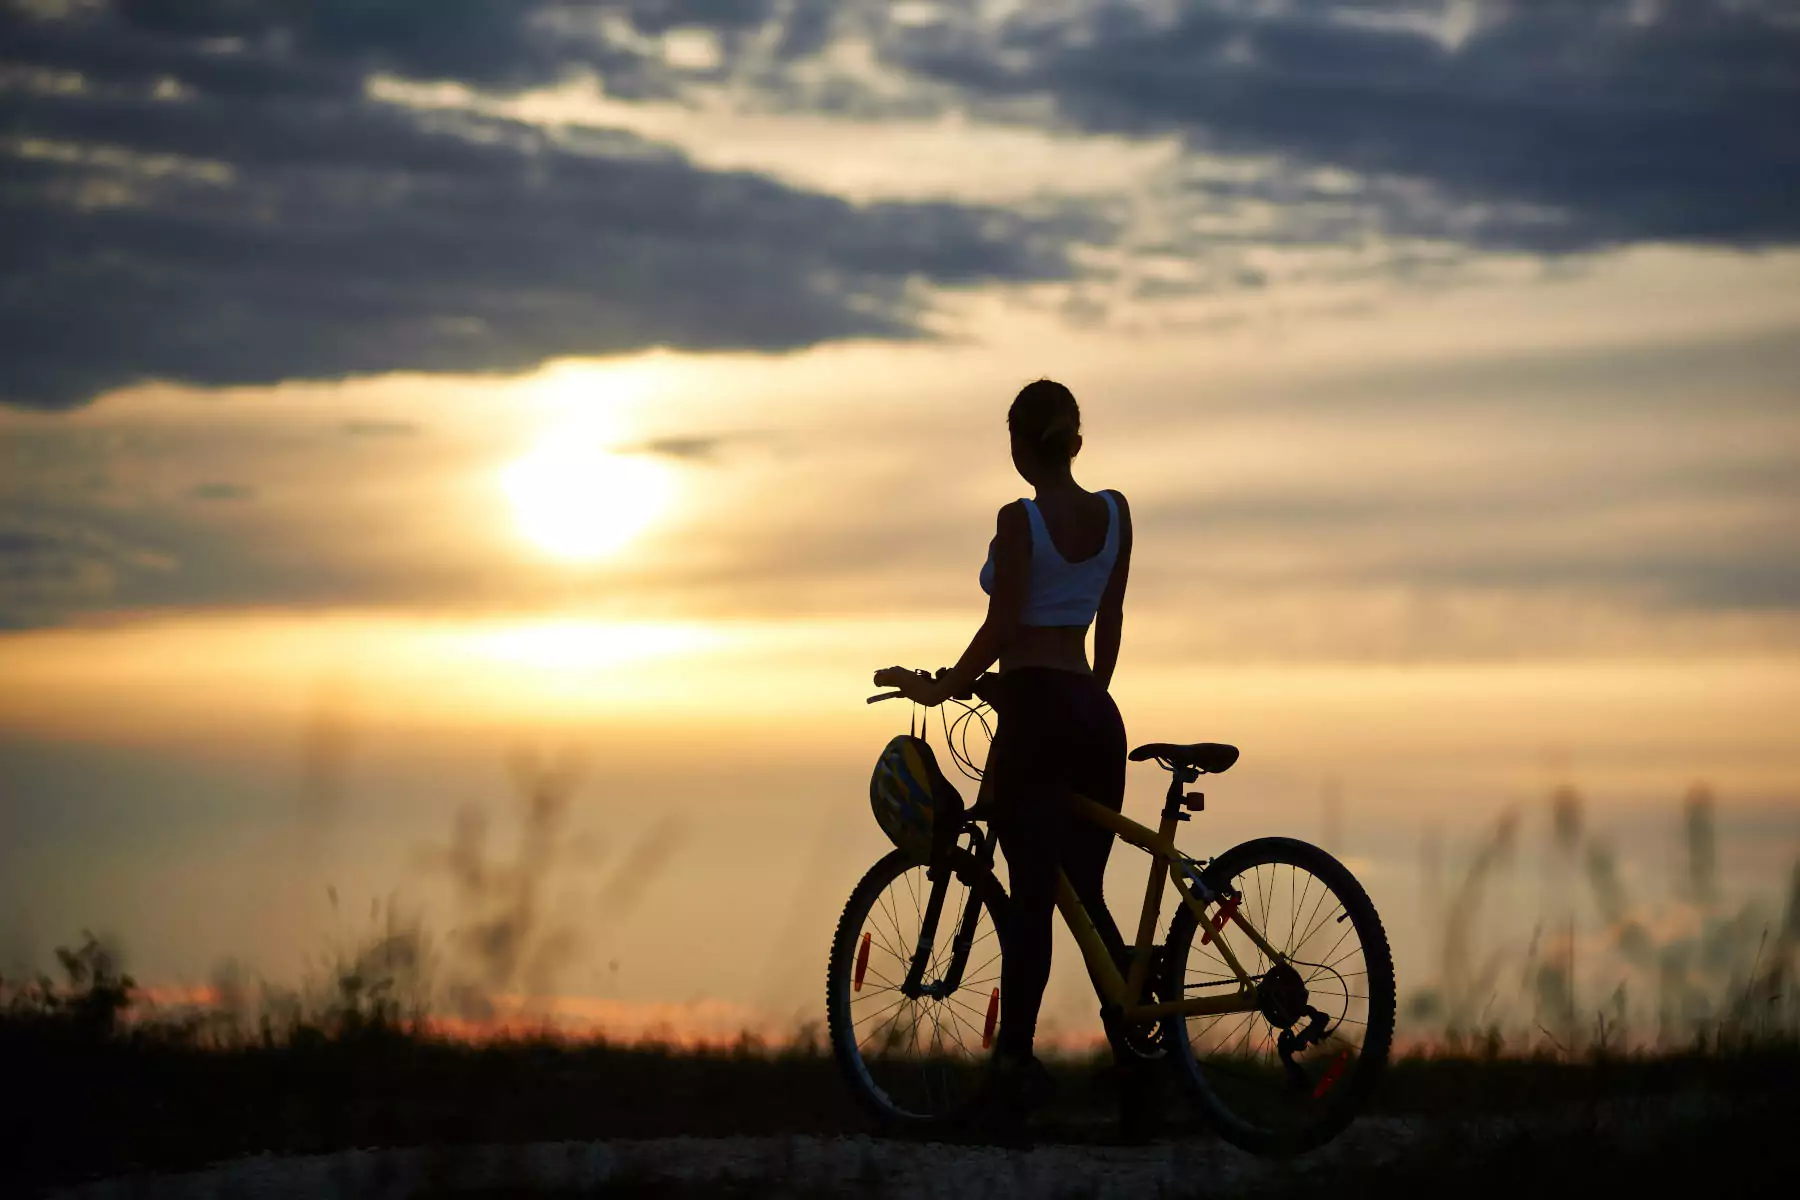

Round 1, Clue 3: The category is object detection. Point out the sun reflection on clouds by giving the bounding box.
[496,357,692,562]
[501,445,675,561]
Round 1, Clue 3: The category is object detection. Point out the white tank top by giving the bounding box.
[979,491,1119,627]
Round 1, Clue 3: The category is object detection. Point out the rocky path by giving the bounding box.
[47,1122,1408,1200]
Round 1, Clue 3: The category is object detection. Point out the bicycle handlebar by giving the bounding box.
[866,669,1000,706]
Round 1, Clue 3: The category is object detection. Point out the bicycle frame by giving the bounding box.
[1059,792,1275,1022]
[902,765,1281,1025]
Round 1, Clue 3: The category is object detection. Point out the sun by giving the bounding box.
[501,444,674,562]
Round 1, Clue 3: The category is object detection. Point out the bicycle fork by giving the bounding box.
[899,864,986,1000]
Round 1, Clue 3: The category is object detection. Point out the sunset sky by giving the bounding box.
[3,1,1797,1042]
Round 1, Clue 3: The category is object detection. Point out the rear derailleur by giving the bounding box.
[1257,961,1332,1089]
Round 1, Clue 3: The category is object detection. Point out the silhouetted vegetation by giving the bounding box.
[2,941,850,1191]
[1408,781,1800,1051]
[4,930,1796,1193]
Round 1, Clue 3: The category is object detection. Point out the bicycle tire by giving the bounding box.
[1161,837,1395,1155]
[827,847,1011,1128]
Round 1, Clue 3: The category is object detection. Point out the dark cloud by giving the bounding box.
[1140,451,1800,613]
[0,1,1085,409]
[622,433,751,461]
[340,419,420,438]
[0,511,173,629]
[1412,554,1800,612]
[881,0,1800,252]
[186,481,255,501]
[8,2,1788,416]
[630,436,723,461]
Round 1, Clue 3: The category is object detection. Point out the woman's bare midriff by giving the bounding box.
[997,624,1092,675]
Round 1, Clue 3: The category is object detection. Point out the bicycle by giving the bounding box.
[827,671,1395,1154]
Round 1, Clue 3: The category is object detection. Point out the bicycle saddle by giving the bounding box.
[1128,742,1240,774]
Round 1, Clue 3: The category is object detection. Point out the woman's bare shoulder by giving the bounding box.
[994,499,1030,536]
[1103,489,1132,546]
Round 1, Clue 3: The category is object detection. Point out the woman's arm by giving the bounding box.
[941,501,1030,696]
[1092,490,1132,691]
[876,502,1029,705]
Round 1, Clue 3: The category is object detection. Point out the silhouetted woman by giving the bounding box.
[874,379,1136,1122]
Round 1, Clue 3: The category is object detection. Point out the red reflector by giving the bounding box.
[853,932,872,991]
[1312,1051,1351,1099]
[1200,895,1241,946]
[982,988,1000,1049]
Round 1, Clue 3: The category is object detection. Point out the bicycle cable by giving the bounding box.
[1279,955,1353,1034]
[939,695,994,782]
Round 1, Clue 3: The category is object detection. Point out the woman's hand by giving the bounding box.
[872,666,946,707]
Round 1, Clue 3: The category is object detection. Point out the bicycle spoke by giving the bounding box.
[940,1005,978,1055]
[853,994,911,1033]
[1292,893,1343,957]
[857,964,905,993]
[1318,938,1370,975]
[961,949,1002,983]
[1192,1008,1258,1053]
[944,994,991,1028]
[1287,862,1302,953]
[874,891,910,963]
[851,990,910,1027]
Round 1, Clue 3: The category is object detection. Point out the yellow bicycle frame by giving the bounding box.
[1048,794,1283,1022]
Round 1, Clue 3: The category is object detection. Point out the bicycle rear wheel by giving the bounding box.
[827,848,1010,1127]
[1162,837,1395,1154]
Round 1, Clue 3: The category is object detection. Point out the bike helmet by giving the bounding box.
[870,734,963,863]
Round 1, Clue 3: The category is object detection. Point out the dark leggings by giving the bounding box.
[988,667,1128,1059]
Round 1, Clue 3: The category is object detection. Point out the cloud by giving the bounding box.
[621,433,749,461]
[0,1,1087,409]
[879,0,1800,253]
[8,1,1792,416]
[186,481,255,502]
[0,510,174,629]
[341,419,420,438]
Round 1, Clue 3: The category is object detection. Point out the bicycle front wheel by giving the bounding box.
[826,848,1010,1127]
[1162,837,1395,1155]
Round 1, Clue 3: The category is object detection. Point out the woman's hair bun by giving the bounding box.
[1008,379,1081,460]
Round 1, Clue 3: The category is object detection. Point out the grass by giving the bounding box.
[6,931,1797,1194]
[6,991,1798,1193]
[1,1006,855,1189]
[1373,1040,1798,1114]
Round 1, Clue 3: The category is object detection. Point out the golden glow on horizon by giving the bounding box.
[3,612,1799,803]
[459,619,721,671]
[501,444,674,561]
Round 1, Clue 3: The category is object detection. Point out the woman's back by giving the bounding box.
[1016,490,1119,627]
[1028,486,1114,565]
[981,481,1131,674]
